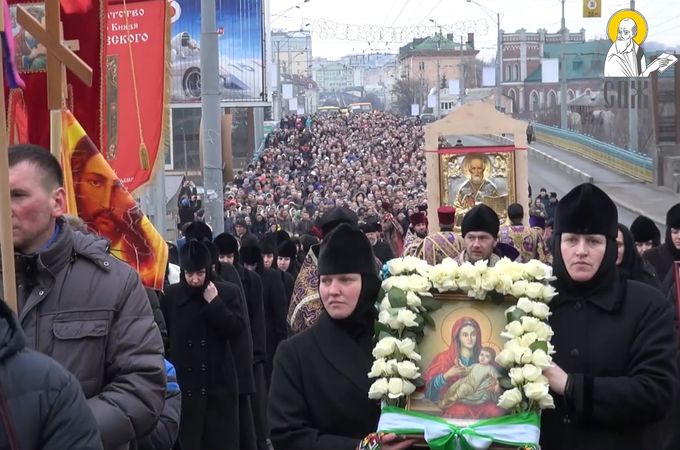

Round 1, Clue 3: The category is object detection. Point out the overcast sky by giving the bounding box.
[270,0,680,60]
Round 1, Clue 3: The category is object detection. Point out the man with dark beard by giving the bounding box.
[360,219,395,265]
[403,211,428,257]
[161,239,245,450]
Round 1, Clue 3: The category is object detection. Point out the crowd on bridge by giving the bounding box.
[2,107,680,450]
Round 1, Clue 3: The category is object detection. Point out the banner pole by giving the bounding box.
[0,8,19,312]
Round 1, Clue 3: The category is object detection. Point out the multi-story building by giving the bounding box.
[398,33,479,94]
[272,30,313,77]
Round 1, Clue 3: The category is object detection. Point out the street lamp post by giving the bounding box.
[429,19,443,118]
[466,0,501,111]
[560,0,568,129]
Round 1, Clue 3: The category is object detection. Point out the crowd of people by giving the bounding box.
[3,106,680,450]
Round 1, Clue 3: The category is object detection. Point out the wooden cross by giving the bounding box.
[0,0,18,312]
[17,0,93,110]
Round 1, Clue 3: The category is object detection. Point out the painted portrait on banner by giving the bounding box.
[8,4,47,72]
[440,149,515,227]
[408,298,510,425]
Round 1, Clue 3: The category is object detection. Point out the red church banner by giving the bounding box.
[105,0,168,194]
[4,0,105,150]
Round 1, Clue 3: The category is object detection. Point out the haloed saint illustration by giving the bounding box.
[409,301,510,423]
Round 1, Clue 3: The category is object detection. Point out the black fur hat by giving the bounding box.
[359,219,381,234]
[554,183,617,238]
[260,237,277,256]
[179,239,212,272]
[275,230,291,244]
[278,240,297,259]
[318,224,377,276]
[630,216,660,245]
[214,233,239,255]
[184,221,213,242]
[319,207,358,237]
[666,203,680,229]
[240,244,262,266]
[461,204,500,237]
[203,239,219,267]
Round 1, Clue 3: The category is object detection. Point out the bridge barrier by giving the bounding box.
[533,123,653,183]
[482,134,594,184]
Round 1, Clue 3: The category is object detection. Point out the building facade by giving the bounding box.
[272,30,313,77]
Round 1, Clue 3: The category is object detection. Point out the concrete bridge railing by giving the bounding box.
[533,123,654,183]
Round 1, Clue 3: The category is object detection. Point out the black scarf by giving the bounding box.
[552,234,619,299]
[664,227,680,261]
[617,224,649,283]
[320,274,380,351]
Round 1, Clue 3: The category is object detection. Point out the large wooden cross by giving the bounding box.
[17,0,93,159]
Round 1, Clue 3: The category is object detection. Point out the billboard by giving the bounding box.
[170,0,265,104]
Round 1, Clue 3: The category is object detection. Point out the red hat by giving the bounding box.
[437,206,456,227]
[409,212,428,227]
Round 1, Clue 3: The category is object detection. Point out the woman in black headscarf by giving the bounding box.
[267,224,414,450]
[540,184,678,450]
[615,223,661,290]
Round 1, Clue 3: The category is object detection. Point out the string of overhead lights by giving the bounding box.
[295,17,490,44]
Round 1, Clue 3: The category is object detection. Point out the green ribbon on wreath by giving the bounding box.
[377,406,540,450]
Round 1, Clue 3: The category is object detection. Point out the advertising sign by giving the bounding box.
[170,0,265,103]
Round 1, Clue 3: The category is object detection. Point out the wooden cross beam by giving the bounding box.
[17,0,93,110]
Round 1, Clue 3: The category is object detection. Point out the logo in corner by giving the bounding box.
[604,9,677,78]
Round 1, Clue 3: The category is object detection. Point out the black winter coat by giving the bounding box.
[161,281,245,449]
[372,241,396,264]
[644,243,678,283]
[0,300,102,449]
[258,267,288,382]
[541,280,679,450]
[268,314,381,450]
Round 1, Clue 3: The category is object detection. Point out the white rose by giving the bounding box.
[368,377,389,399]
[531,349,552,369]
[368,358,390,378]
[509,367,524,386]
[406,291,422,308]
[525,259,549,280]
[387,259,406,276]
[407,275,430,292]
[519,332,538,348]
[504,338,523,353]
[496,274,515,294]
[532,301,551,319]
[547,342,556,355]
[520,316,541,333]
[396,309,418,328]
[481,270,499,291]
[515,347,534,365]
[535,322,554,341]
[510,280,529,298]
[521,364,542,382]
[495,348,516,368]
[387,378,417,399]
[378,310,391,325]
[524,380,550,400]
[397,338,421,361]
[525,282,545,300]
[396,360,421,379]
[541,285,558,302]
[502,320,524,339]
[386,358,399,374]
[516,297,534,314]
[539,393,556,409]
[498,387,523,410]
[372,337,398,359]
[379,296,391,312]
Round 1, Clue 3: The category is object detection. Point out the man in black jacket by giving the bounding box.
[360,218,395,264]
[0,299,102,449]
[541,183,678,450]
